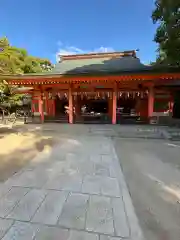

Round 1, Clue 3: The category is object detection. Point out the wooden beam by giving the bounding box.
[7,72,180,86]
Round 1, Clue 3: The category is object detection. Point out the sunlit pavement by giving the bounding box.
[1,123,180,239]
[0,124,144,240]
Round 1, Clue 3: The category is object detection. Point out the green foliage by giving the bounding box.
[0,36,53,106]
[152,0,180,66]
[0,37,53,74]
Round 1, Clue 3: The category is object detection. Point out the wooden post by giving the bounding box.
[68,87,73,124]
[45,92,48,115]
[112,90,117,124]
[148,87,154,118]
[39,92,44,123]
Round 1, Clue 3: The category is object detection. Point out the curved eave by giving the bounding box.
[1,69,180,85]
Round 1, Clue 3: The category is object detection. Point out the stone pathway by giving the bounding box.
[0,135,143,240]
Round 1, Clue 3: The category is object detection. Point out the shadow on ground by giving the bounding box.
[0,128,59,182]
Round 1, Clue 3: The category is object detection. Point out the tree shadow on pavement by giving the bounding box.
[0,132,59,182]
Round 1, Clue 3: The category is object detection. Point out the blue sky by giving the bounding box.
[0,0,157,64]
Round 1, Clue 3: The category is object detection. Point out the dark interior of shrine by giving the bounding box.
[173,91,180,118]
[55,96,68,115]
[54,94,138,124]
[117,98,136,114]
[82,99,108,114]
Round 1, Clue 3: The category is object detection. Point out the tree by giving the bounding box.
[152,0,180,66]
[0,36,53,106]
[0,37,53,74]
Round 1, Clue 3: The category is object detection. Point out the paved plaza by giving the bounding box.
[0,125,144,240]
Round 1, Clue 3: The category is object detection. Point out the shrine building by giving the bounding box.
[2,50,180,124]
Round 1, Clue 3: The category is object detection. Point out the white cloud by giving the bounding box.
[56,42,114,62]
[94,46,114,53]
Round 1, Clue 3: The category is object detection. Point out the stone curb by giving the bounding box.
[111,140,145,240]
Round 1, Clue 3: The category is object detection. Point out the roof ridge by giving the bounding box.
[59,50,137,61]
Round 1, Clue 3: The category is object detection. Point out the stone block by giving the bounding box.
[94,162,110,176]
[11,170,48,188]
[34,226,69,240]
[68,230,99,240]
[7,189,47,221]
[101,177,121,197]
[100,235,123,240]
[0,219,13,239]
[0,187,29,217]
[31,190,68,225]
[2,221,39,240]
[82,175,102,195]
[111,197,130,237]
[0,184,12,199]
[86,195,114,235]
[100,144,112,154]
[58,193,89,230]
[101,155,117,177]
[89,154,102,164]
[109,166,117,178]
[70,160,94,175]
[44,173,82,192]
[101,155,112,165]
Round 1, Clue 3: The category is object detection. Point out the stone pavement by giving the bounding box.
[0,134,144,240]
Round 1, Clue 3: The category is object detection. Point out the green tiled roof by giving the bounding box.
[51,56,148,75]
[1,55,180,80]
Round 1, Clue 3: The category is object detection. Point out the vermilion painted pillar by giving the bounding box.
[45,92,48,115]
[68,87,73,124]
[112,91,117,124]
[148,87,154,118]
[39,92,44,123]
